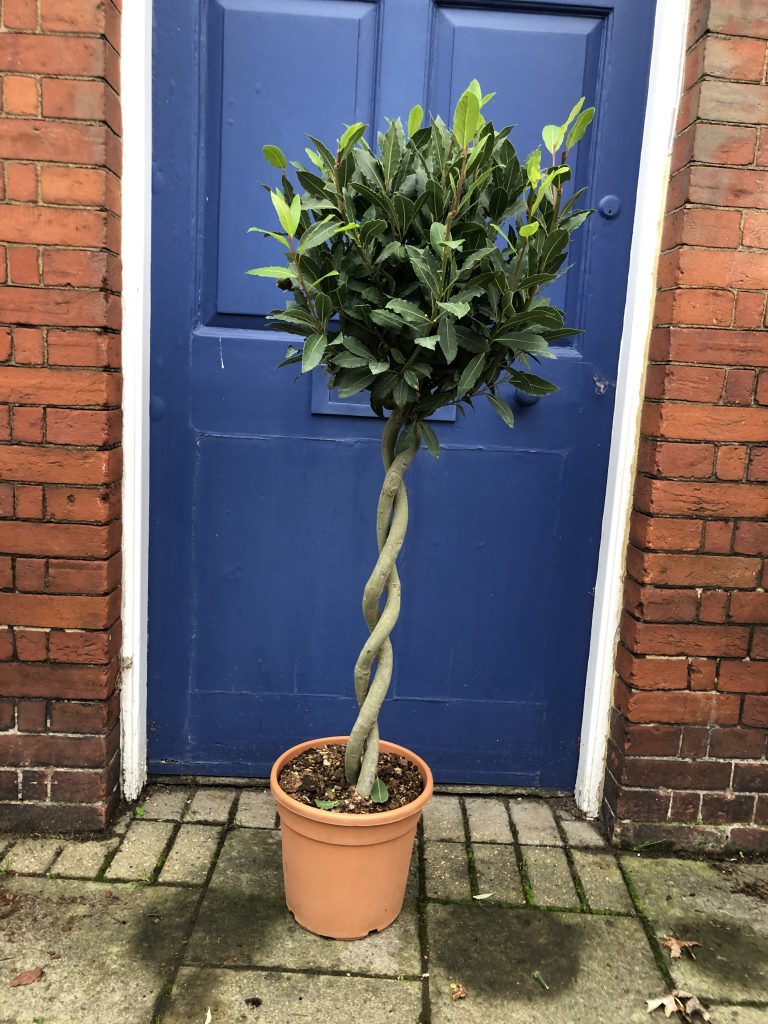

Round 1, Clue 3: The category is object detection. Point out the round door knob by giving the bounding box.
[513,388,540,407]
[598,194,621,219]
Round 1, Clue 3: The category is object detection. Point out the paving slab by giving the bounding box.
[423,795,465,841]
[707,1007,768,1023]
[523,846,579,909]
[571,850,633,913]
[105,820,175,881]
[560,817,606,849]
[1,876,196,1024]
[472,842,525,904]
[164,966,422,1023]
[622,856,768,1003]
[235,788,277,828]
[465,797,513,843]
[186,787,238,823]
[159,824,222,885]
[1,837,62,874]
[52,837,119,879]
[509,799,561,846]
[427,903,664,1022]
[139,785,191,820]
[425,841,471,901]
[186,828,421,977]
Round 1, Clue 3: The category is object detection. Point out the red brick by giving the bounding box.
[0,698,14,730]
[11,404,43,442]
[15,484,43,519]
[50,765,114,803]
[627,547,759,588]
[42,249,116,290]
[3,0,38,30]
[733,761,768,793]
[0,556,12,588]
[743,696,768,728]
[690,658,717,691]
[0,409,11,445]
[1,366,120,405]
[759,129,768,167]
[1,286,118,329]
[622,757,731,790]
[748,448,768,482]
[41,78,107,122]
[623,724,682,756]
[0,660,117,700]
[670,792,701,823]
[626,690,740,726]
[654,288,733,328]
[14,556,45,592]
[47,330,120,368]
[0,591,120,629]
[0,730,115,769]
[688,166,768,209]
[615,646,688,690]
[702,519,732,553]
[734,292,766,329]
[0,204,111,248]
[743,212,768,249]
[16,699,47,733]
[3,74,38,116]
[680,726,708,758]
[635,477,768,518]
[699,80,768,125]
[642,403,768,443]
[709,728,766,759]
[701,794,755,825]
[624,581,698,624]
[733,521,768,555]
[5,161,37,201]
[699,590,728,623]
[0,520,119,558]
[0,627,12,659]
[40,166,118,210]
[704,35,767,82]
[0,117,114,170]
[636,439,714,479]
[623,614,749,659]
[12,326,44,365]
[40,0,111,35]
[50,695,118,735]
[662,207,742,250]
[720,660,768,693]
[629,513,702,553]
[645,365,726,405]
[8,245,39,286]
[0,327,11,362]
[724,369,756,406]
[46,408,120,446]
[14,627,47,661]
[0,446,121,486]
[49,624,120,664]
[46,485,120,524]
[48,553,120,595]
[715,445,746,481]
[752,628,768,660]
[730,592,768,624]
[654,327,768,367]
[708,1,768,37]
[0,34,107,78]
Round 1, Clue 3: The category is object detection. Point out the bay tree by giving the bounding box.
[250,82,594,800]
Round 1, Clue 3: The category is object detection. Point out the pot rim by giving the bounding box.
[270,735,434,828]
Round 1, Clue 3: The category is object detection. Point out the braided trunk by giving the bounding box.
[344,414,420,797]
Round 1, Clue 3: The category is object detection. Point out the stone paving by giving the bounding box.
[0,785,766,1023]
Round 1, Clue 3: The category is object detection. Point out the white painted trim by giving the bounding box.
[120,0,688,807]
[575,0,690,817]
[119,0,153,802]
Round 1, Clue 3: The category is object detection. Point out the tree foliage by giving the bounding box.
[250,82,594,447]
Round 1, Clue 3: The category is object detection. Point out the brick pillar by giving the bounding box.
[0,0,122,831]
[604,0,768,853]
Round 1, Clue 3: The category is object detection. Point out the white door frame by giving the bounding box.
[119,0,689,809]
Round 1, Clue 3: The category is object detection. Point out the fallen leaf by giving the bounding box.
[532,970,549,991]
[647,990,711,1022]
[662,937,702,959]
[473,892,494,900]
[449,982,468,1001]
[204,1010,212,1024]
[10,967,43,988]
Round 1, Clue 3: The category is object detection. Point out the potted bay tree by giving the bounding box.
[250,82,594,939]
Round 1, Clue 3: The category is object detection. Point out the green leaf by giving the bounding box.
[298,215,356,253]
[381,124,403,183]
[262,144,287,170]
[301,333,327,373]
[457,353,486,397]
[360,219,387,244]
[393,378,416,407]
[310,270,339,288]
[369,360,389,374]
[339,121,366,151]
[487,393,514,428]
[337,369,375,397]
[333,352,369,368]
[270,190,299,236]
[340,335,374,359]
[394,423,417,458]
[542,124,565,157]
[247,226,289,247]
[438,317,457,364]
[386,298,429,323]
[246,266,293,279]
[563,97,585,132]
[566,107,595,150]
[525,148,542,187]
[453,86,481,149]
[277,344,301,368]
[407,104,424,138]
[509,370,559,396]
[437,300,470,319]
[415,335,438,350]
[304,147,324,170]
[419,421,440,458]
[370,308,404,331]
[519,222,539,239]
[314,798,341,810]
[495,332,547,352]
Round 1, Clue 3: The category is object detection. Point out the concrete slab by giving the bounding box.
[159,824,221,885]
[52,838,119,879]
[1,876,196,1024]
[560,818,606,849]
[164,966,423,1024]
[105,820,175,881]
[509,800,561,846]
[465,798,512,843]
[139,785,190,821]
[472,843,525,905]
[186,828,421,977]
[622,856,768,1003]
[186,788,237,823]
[571,851,634,914]
[423,795,465,842]
[235,789,277,829]
[427,904,664,1023]
[1,837,62,874]
[707,1007,768,1023]
[425,841,471,901]
[524,846,579,909]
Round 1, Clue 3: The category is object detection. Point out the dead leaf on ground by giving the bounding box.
[647,990,711,1022]
[449,982,468,1001]
[9,967,43,988]
[662,937,702,959]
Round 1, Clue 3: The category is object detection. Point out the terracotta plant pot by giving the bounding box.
[270,735,433,939]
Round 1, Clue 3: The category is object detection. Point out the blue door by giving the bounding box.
[149,0,656,787]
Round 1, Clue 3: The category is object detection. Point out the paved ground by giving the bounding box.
[1,785,766,1023]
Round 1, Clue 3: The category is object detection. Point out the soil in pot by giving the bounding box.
[278,742,424,814]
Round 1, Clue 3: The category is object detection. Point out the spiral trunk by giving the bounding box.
[344,414,420,797]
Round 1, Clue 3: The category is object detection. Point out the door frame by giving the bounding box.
[120,0,690,809]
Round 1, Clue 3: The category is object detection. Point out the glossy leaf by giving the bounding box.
[301,333,326,373]
[407,104,424,138]
[487,393,515,428]
[262,144,287,170]
[457,353,486,397]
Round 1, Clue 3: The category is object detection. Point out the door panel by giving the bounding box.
[150,0,657,786]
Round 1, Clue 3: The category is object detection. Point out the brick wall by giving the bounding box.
[0,0,122,831]
[604,0,768,853]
